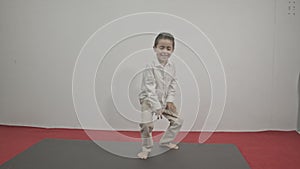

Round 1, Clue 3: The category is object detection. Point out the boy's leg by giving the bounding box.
[159,108,183,149]
[139,122,154,151]
[138,101,154,159]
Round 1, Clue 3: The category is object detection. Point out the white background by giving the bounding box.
[0,0,299,131]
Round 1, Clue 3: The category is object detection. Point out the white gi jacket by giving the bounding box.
[139,59,177,111]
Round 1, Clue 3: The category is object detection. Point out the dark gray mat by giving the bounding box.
[0,139,251,169]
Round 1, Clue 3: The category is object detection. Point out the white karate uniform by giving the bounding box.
[139,59,183,151]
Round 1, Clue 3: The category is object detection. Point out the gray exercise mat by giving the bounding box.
[0,139,251,169]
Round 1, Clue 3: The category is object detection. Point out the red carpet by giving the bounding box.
[1,125,300,169]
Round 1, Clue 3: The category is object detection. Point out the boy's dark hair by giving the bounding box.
[153,32,175,49]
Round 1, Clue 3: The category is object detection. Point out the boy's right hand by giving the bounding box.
[155,109,164,119]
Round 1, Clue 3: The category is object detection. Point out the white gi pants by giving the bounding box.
[139,100,183,152]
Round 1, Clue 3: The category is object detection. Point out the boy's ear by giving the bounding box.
[153,46,156,52]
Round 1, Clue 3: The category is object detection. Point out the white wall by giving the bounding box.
[0,0,299,131]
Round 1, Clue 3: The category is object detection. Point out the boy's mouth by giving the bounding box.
[159,55,168,59]
[160,53,170,57]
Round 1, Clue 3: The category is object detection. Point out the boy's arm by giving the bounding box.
[166,78,176,103]
[141,65,162,111]
[166,64,177,103]
[166,78,177,113]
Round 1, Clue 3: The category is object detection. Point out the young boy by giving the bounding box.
[138,32,184,159]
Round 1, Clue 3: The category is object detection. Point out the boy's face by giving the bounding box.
[154,39,174,64]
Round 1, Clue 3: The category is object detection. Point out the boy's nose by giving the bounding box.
[161,52,169,56]
[162,49,170,53]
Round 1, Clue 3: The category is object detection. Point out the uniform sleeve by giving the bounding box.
[140,65,162,111]
[166,65,177,103]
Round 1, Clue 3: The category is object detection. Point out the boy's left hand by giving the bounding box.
[166,102,176,113]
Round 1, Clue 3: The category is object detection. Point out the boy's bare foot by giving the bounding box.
[137,151,150,159]
[160,143,179,149]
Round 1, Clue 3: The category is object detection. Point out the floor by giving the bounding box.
[1,125,300,169]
